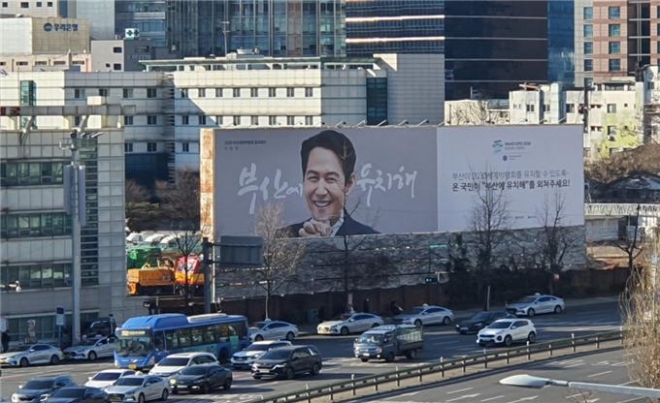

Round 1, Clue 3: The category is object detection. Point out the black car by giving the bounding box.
[11,375,77,403]
[455,311,516,334]
[251,345,322,380]
[43,387,108,403]
[169,364,232,394]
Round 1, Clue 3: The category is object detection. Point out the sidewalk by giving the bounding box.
[296,294,621,337]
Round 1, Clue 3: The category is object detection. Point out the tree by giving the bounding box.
[125,180,156,232]
[585,144,660,183]
[446,100,508,125]
[614,204,643,271]
[254,203,306,320]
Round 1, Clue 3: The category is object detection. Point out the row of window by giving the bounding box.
[1,263,71,290]
[0,161,65,186]
[1,313,98,345]
[0,213,72,239]
[180,87,314,99]
[156,321,248,350]
[565,103,626,113]
[122,115,316,127]
[583,42,621,55]
[583,24,621,39]
[583,59,621,72]
[583,6,621,21]
[1,1,53,8]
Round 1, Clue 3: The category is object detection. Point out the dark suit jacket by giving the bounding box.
[279,211,378,238]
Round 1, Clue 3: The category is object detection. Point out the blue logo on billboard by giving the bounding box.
[502,155,508,161]
[43,23,53,32]
[492,139,503,153]
[43,22,78,32]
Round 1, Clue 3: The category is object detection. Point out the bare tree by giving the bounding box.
[254,203,306,320]
[125,180,155,232]
[447,100,508,125]
[614,204,643,271]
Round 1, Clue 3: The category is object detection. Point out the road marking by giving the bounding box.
[565,362,584,368]
[396,392,420,397]
[447,387,474,395]
[446,393,480,402]
[588,370,613,378]
[612,361,629,367]
[505,395,538,402]
[586,398,600,403]
[481,395,505,401]
[616,397,646,403]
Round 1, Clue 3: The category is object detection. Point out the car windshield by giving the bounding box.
[356,334,384,343]
[260,349,291,360]
[470,312,492,321]
[92,372,122,381]
[488,321,513,329]
[251,321,268,330]
[24,380,55,389]
[75,339,99,346]
[245,344,269,352]
[115,337,153,357]
[180,366,208,376]
[157,357,189,366]
[114,378,144,387]
[517,296,537,303]
[408,307,426,315]
[333,313,353,321]
[51,389,85,398]
[8,345,31,352]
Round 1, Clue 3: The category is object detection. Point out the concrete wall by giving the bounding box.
[31,18,90,54]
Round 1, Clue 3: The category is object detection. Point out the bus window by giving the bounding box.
[191,327,203,346]
[216,324,229,342]
[202,325,216,343]
[165,330,178,349]
[232,320,247,340]
[178,329,192,347]
[153,332,165,351]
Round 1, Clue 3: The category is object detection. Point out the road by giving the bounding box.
[363,349,643,403]
[0,300,621,402]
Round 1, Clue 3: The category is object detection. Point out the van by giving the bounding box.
[353,324,423,362]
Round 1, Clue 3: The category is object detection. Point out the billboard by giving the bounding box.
[201,125,584,239]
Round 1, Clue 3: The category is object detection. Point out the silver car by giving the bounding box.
[105,375,169,403]
[0,344,64,367]
[505,294,565,317]
[64,336,116,361]
[317,313,384,335]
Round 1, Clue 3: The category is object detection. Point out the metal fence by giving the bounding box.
[249,329,624,403]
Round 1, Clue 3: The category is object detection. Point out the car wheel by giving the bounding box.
[285,367,295,380]
[88,351,97,361]
[414,319,422,328]
[311,363,321,375]
[137,394,145,403]
[405,349,417,360]
[19,357,29,367]
[554,305,563,314]
[442,316,451,325]
[504,335,513,347]
[200,383,210,394]
[254,334,264,341]
[160,389,169,401]
[340,327,349,335]
[478,342,486,347]
[171,390,178,395]
[253,375,262,380]
[527,308,535,317]
[385,352,395,362]
[528,332,536,343]
[218,348,229,364]
[50,355,60,365]
[285,332,295,341]
[360,358,369,362]
[223,378,232,391]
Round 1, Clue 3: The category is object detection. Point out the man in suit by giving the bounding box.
[281,130,378,237]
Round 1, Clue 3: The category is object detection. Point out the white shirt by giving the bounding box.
[329,210,345,237]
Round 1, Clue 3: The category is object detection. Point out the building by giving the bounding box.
[0,97,143,343]
[90,38,177,72]
[548,0,576,86]
[0,16,90,56]
[0,0,62,18]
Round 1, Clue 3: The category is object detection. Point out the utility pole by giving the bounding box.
[221,21,230,56]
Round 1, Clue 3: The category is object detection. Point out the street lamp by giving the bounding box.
[500,374,660,399]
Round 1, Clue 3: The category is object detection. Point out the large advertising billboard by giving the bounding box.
[201,125,584,239]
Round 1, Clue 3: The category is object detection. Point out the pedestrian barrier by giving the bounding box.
[248,329,624,403]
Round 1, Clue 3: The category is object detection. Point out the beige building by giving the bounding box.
[0,16,90,56]
[0,0,61,18]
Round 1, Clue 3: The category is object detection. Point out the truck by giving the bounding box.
[353,324,423,362]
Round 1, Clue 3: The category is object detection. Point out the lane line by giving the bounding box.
[587,371,613,378]
[564,362,584,368]
[481,395,506,401]
[447,387,474,395]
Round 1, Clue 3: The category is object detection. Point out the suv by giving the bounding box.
[149,352,218,377]
[11,375,77,403]
[251,345,322,380]
[231,340,292,370]
[477,319,537,347]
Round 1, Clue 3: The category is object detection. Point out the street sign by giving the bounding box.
[55,307,65,327]
[218,236,263,268]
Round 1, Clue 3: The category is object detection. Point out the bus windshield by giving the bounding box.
[115,337,153,357]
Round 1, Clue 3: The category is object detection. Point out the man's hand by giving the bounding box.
[298,219,332,237]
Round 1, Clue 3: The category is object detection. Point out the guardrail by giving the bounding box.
[249,329,624,403]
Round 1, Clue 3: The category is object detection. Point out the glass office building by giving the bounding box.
[548,0,575,85]
[115,1,168,47]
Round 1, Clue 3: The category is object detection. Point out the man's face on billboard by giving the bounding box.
[303,146,356,225]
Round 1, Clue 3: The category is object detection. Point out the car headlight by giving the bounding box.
[148,356,155,365]
[330,326,338,331]
[11,395,19,403]
[272,364,286,369]
[375,348,382,353]
[169,379,176,385]
[474,322,483,327]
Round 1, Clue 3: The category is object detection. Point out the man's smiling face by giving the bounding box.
[303,147,355,225]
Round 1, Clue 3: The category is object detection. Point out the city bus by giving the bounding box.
[114,313,249,371]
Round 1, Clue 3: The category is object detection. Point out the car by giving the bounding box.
[230,340,292,370]
[317,312,384,335]
[64,336,117,361]
[393,305,454,327]
[168,364,232,394]
[455,311,516,334]
[476,319,537,347]
[43,387,108,403]
[84,370,137,390]
[148,352,218,378]
[105,375,169,403]
[249,320,299,342]
[505,294,565,317]
[0,343,65,367]
[10,375,77,403]
[251,345,322,380]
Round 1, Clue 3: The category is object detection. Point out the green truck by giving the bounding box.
[353,324,423,362]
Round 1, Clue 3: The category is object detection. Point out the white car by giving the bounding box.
[394,305,454,327]
[506,294,565,317]
[230,340,292,370]
[148,352,218,378]
[0,343,64,367]
[64,336,116,361]
[85,369,137,389]
[249,320,299,342]
[477,319,537,347]
[105,375,169,403]
[317,312,384,335]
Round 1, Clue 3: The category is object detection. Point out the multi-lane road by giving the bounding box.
[0,299,622,402]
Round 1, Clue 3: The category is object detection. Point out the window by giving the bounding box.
[584,59,593,72]
[215,88,223,97]
[250,88,258,97]
[182,142,190,153]
[607,125,618,135]
[305,88,313,97]
[583,24,593,38]
[566,104,575,113]
[233,88,241,98]
[216,116,223,125]
[583,6,593,20]
[122,88,133,98]
[1,263,72,290]
[1,213,71,239]
[658,5,660,17]
[113,63,122,71]
[608,24,621,37]
[286,88,295,97]
[180,88,188,98]
[607,104,617,113]
[609,42,621,54]
[233,116,240,126]
[608,6,621,19]
[182,115,189,125]
[147,115,157,125]
[36,2,42,6]
[198,88,206,97]
[1,161,65,186]
[305,116,313,125]
[74,89,85,99]
[74,116,82,126]
[268,88,276,97]
[1,3,8,7]
[198,115,206,125]
[269,116,277,125]
[526,104,535,112]
[47,2,52,6]
[147,142,157,152]
[251,116,259,126]
[124,143,133,153]
[98,88,108,97]
[113,47,122,54]
[147,88,157,98]
[584,42,593,55]
[287,116,295,125]
[123,116,133,125]
[20,2,28,8]
[608,59,621,71]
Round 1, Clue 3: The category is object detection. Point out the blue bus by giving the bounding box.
[114,313,249,370]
